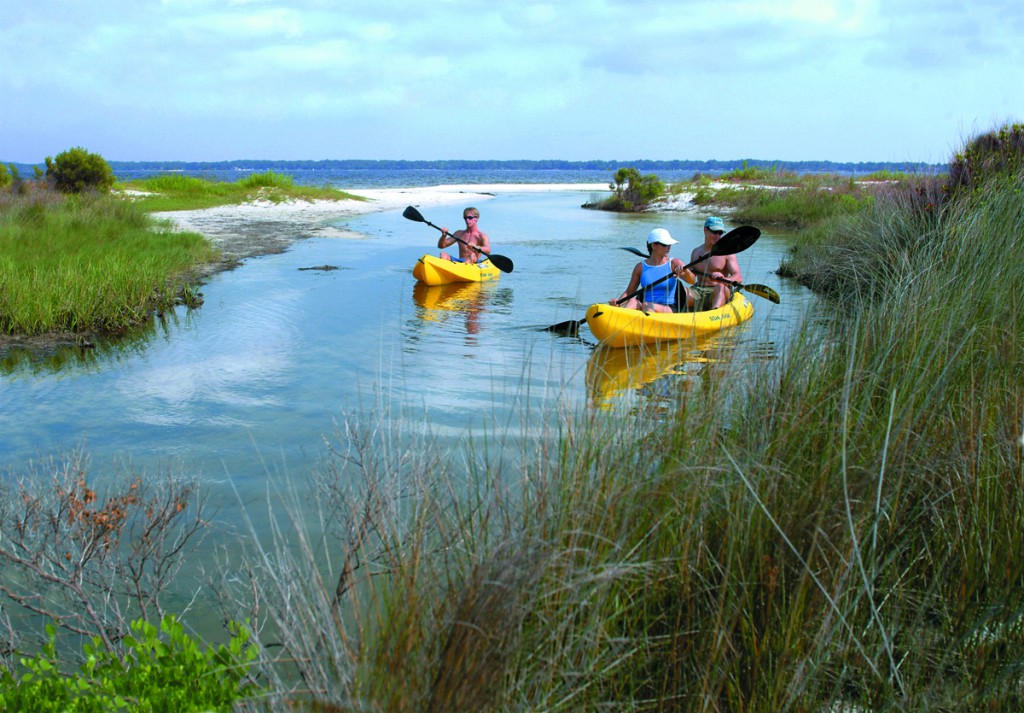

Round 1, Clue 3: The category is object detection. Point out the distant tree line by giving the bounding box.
[3,158,944,176]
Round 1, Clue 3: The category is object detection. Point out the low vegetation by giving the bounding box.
[0,618,260,712]
[117,170,365,212]
[592,159,947,234]
[0,190,217,337]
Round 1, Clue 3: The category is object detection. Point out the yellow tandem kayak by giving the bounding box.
[413,254,500,286]
[584,291,754,348]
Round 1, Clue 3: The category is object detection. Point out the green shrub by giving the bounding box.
[949,122,1024,194]
[610,167,664,210]
[45,147,116,194]
[0,164,10,189]
[0,616,261,712]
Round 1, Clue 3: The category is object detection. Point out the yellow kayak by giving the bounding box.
[584,290,754,348]
[413,254,500,286]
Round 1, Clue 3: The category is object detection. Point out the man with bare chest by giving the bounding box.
[438,207,492,264]
[680,216,744,311]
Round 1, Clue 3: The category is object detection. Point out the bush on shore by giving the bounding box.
[45,147,116,194]
[585,166,665,211]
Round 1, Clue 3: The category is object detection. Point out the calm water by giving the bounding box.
[0,185,813,517]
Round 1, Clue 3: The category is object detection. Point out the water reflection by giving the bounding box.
[0,310,192,377]
[584,326,767,410]
[412,282,488,338]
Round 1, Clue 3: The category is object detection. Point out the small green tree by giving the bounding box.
[45,147,115,194]
[608,167,664,211]
[0,163,10,189]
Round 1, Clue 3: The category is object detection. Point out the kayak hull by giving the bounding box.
[585,291,754,348]
[413,254,500,285]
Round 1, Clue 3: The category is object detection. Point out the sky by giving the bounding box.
[2,0,1022,165]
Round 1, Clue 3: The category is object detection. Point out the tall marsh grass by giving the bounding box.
[224,175,1024,710]
[0,192,218,335]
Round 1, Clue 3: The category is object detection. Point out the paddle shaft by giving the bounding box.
[403,206,513,273]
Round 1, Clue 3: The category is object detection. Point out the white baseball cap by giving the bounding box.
[646,227,678,246]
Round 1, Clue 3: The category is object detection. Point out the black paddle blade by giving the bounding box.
[544,318,585,336]
[487,254,514,273]
[712,225,760,256]
[402,205,426,223]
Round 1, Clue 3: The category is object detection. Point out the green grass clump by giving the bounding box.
[119,170,365,212]
[0,192,218,336]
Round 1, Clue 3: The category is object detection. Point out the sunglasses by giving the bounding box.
[707,228,724,235]
[464,215,478,220]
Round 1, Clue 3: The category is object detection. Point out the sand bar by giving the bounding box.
[154,181,715,269]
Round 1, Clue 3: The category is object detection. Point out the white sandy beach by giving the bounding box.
[154,182,707,267]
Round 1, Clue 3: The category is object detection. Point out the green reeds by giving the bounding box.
[0,193,218,335]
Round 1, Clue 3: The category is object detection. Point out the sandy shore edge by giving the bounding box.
[155,183,618,266]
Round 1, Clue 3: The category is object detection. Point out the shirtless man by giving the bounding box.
[679,216,743,311]
[438,207,491,264]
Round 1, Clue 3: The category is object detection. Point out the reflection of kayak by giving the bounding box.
[585,333,726,406]
[584,291,754,348]
[413,254,500,286]
[411,280,487,335]
[412,281,484,312]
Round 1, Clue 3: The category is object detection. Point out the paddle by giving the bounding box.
[402,205,514,273]
[618,246,780,303]
[544,225,761,335]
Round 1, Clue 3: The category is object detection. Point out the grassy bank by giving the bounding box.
[0,191,218,337]
[217,173,1023,709]
[0,171,365,341]
[117,170,365,212]
[667,164,934,230]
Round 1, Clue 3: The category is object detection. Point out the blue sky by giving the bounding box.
[2,0,1021,164]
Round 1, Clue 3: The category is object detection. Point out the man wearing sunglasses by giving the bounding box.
[438,207,492,264]
[680,216,744,311]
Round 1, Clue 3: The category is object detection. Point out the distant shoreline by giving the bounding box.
[3,158,948,177]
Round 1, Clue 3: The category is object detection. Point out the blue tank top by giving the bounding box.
[639,260,676,304]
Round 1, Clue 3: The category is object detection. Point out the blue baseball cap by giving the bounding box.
[704,216,725,231]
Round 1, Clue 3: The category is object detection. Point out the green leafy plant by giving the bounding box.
[45,147,116,194]
[0,616,261,712]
